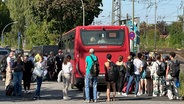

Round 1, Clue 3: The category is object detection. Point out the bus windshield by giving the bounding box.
[80,29,125,46]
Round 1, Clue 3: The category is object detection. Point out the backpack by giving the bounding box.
[90,56,99,77]
[156,62,165,76]
[169,60,180,77]
[6,84,14,96]
[107,62,118,82]
[126,60,134,75]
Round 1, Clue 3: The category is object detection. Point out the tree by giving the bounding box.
[167,21,184,48]
[156,21,168,35]
[0,1,12,33]
[32,0,103,33]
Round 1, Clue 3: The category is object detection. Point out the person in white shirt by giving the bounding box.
[122,53,143,97]
[61,55,72,100]
[5,51,15,88]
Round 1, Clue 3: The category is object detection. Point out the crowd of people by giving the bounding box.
[0,48,181,102]
[1,49,68,99]
[84,48,181,103]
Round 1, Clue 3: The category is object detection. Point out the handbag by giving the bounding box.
[33,67,43,77]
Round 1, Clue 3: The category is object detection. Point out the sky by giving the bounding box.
[94,0,183,25]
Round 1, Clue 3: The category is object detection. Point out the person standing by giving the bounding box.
[61,55,72,100]
[139,54,147,95]
[151,54,164,97]
[5,51,15,88]
[122,53,143,97]
[33,56,46,100]
[55,49,64,77]
[12,55,24,96]
[104,53,117,102]
[47,51,56,81]
[0,55,8,81]
[116,55,126,95]
[84,48,98,103]
[166,52,180,100]
[23,55,34,93]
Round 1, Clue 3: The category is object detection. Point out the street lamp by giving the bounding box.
[80,0,85,26]
[1,21,18,46]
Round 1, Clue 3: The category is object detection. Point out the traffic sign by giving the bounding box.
[129,31,135,40]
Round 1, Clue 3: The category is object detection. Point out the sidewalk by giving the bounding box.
[0,81,69,102]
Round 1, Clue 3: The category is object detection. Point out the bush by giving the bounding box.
[179,72,184,96]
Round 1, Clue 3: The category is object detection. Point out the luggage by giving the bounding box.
[122,82,134,93]
[6,84,14,96]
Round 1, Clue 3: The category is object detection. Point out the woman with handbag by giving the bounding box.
[61,55,72,100]
[33,56,46,100]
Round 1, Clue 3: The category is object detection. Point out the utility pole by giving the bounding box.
[131,0,135,52]
[80,0,85,26]
[154,0,157,51]
[111,0,121,25]
[183,5,184,32]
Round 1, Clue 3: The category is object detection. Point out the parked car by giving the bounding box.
[0,49,10,62]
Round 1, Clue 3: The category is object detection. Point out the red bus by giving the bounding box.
[59,26,130,90]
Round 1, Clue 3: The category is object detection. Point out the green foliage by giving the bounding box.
[25,21,50,48]
[32,0,103,33]
[3,0,102,49]
[140,20,184,51]
[179,72,184,96]
[0,1,12,32]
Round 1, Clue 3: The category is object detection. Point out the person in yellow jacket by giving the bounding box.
[34,51,42,63]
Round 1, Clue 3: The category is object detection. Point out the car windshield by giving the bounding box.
[80,29,125,46]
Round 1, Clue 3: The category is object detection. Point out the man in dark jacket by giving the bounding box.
[55,49,64,77]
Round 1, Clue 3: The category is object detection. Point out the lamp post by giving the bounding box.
[80,0,85,26]
[1,21,18,46]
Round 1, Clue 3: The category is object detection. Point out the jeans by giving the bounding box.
[167,80,179,99]
[126,74,140,95]
[85,74,97,100]
[13,71,23,96]
[62,73,71,97]
[35,76,43,97]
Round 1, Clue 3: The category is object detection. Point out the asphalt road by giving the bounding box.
[0,79,183,104]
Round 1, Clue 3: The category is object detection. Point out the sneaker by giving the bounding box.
[84,100,90,103]
[97,92,100,99]
[134,95,137,97]
[27,90,31,93]
[23,90,27,93]
[122,93,128,97]
[118,92,121,95]
[153,94,157,97]
[63,96,71,100]
[94,100,97,103]
[137,92,142,96]
[169,97,174,100]
[33,96,37,100]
